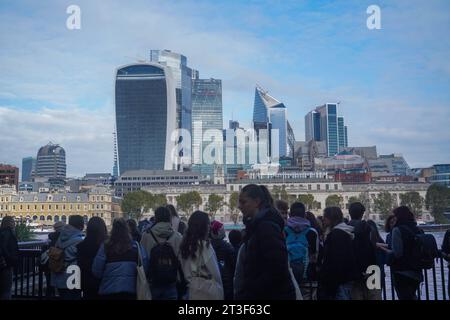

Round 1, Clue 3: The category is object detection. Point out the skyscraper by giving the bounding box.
[22,156,36,182]
[191,78,223,177]
[35,143,66,179]
[115,63,177,173]
[338,117,348,152]
[305,110,321,142]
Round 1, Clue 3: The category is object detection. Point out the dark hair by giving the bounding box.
[393,206,415,225]
[306,211,322,236]
[323,207,344,228]
[275,200,289,212]
[105,218,132,257]
[180,211,210,260]
[366,219,383,243]
[228,229,242,249]
[290,202,306,218]
[166,204,178,217]
[85,217,107,247]
[126,218,141,239]
[240,184,274,209]
[69,215,84,231]
[154,206,171,223]
[1,216,15,230]
[349,202,365,220]
[384,214,396,233]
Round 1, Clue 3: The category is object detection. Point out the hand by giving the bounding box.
[376,243,388,249]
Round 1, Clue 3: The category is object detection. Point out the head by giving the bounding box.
[290,202,306,218]
[53,221,65,233]
[305,211,322,234]
[384,214,397,232]
[1,216,15,230]
[105,218,132,256]
[86,217,107,246]
[228,229,242,249]
[393,206,415,226]
[210,220,225,240]
[154,206,171,224]
[275,200,289,221]
[126,219,139,234]
[166,204,178,218]
[323,207,344,229]
[68,215,84,231]
[238,184,274,219]
[349,202,366,220]
[180,211,210,259]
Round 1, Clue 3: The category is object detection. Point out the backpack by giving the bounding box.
[352,221,377,275]
[285,226,310,279]
[400,225,439,270]
[48,246,65,273]
[148,231,179,286]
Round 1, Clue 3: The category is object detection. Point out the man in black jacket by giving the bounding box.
[0,217,19,300]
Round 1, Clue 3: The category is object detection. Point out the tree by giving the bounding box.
[325,194,344,208]
[176,191,203,217]
[280,186,289,202]
[297,194,315,210]
[121,190,153,221]
[272,186,281,200]
[15,223,35,242]
[358,191,371,212]
[425,184,450,223]
[374,191,394,219]
[228,192,240,224]
[152,194,168,211]
[206,194,224,220]
[400,191,424,218]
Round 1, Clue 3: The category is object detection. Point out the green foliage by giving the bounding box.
[228,192,239,213]
[297,194,315,210]
[121,191,167,221]
[400,191,424,218]
[358,191,371,212]
[15,223,35,242]
[374,191,395,219]
[348,196,359,205]
[176,191,203,217]
[325,194,344,208]
[426,184,450,223]
[206,194,224,219]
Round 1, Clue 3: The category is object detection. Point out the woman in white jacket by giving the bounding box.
[179,211,224,300]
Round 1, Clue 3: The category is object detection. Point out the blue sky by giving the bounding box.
[0,0,449,176]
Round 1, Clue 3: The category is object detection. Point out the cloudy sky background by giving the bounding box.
[1,0,449,177]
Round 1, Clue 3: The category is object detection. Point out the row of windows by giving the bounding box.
[0,204,107,211]
[120,176,197,181]
[228,184,340,192]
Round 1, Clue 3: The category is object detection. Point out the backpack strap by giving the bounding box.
[149,230,159,244]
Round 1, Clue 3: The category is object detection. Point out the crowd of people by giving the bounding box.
[1,183,450,301]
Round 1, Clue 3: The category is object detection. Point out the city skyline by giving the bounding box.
[1,0,449,176]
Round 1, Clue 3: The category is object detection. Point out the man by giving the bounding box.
[441,229,450,298]
[275,200,289,225]
[50,215,84,300]
[347,202,379,300]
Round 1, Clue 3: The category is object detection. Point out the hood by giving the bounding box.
[287,216,311,233]
[58,224,83,247]
[333,222,355,240]
[348,219,369,235]
[151,222,174,239]
[255,207,285,230]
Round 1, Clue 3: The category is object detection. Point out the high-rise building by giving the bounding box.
[0,164,19,189]
[115,63,177,173]
[112,132,119,178]
[35,143,66,179]
[22,157,36,182]
[305,103,348,157]
[150,50,193,164]
[191,78,223,178]
[430,164,450,188]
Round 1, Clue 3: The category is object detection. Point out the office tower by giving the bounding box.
[338,117,348,152]
[35,142,66,179]
[112,132,119,177]
[22,157,36,182]
[115,63,177,173]
[305,110,321,142]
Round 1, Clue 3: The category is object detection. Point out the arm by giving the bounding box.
[390,227,403,259]
[91,244,106,279]
[206,247,223,287]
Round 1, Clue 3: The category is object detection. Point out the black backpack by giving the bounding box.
[148,231,179,286]
[352,221,377,276]
[400,226,439,270]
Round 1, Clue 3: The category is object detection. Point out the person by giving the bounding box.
[384,215,397,249]
[92,218,148,300]
[442,229,450,298]
[127,219,141,242]
[378,206,423,300]
[228,229,242,253]
[0,216,19,300]
[138,219,152,234]
[180,211,223,300]
[319,207,358,300]
[50,215,84,300]
[209,220,236,300]
[367,219,387,292]
[285,202,319,300]
[236,184,295,300]
[275,199,289,225]
[305,211,323,297]
[347,202,379,300]
[140,206,183,300]
[41,221,65,297]
[167,204,187,236]
[77,217,107,300]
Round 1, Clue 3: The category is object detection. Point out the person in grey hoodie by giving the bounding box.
[285,202,319,300]
[140,206,183,300]
[51,215,84,300]
[319,207,359,300]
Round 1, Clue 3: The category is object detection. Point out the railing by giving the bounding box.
[12,249,44,299]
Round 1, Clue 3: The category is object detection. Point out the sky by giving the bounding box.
[0,0,449,177]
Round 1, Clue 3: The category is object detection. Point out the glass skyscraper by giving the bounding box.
[21,157,36,182]
[338,117,348,152]
[305,111,321,142]
[115,63,177,173]
[35,143,66,179]
[191,78,223,178]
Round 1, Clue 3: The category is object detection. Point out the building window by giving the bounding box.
[317,184,321,190]
[308,185,311,190]
[334,184,338,190]
[20,205,23,210]
[326,184,330,190]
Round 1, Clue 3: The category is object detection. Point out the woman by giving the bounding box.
[77,217,107,300]
[378,206,423,300]
[319,207,358,300]
[180,211,223,300]
[0,217,18,300]
[384,215,397,249]
[167,204,187,236]
[236,184,295,300]
[92,218,148,299]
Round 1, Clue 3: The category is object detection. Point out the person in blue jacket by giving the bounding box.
[92,218,148,300]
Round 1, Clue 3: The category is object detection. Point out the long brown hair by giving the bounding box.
[180,211,210,260]
[104,218,132,257]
